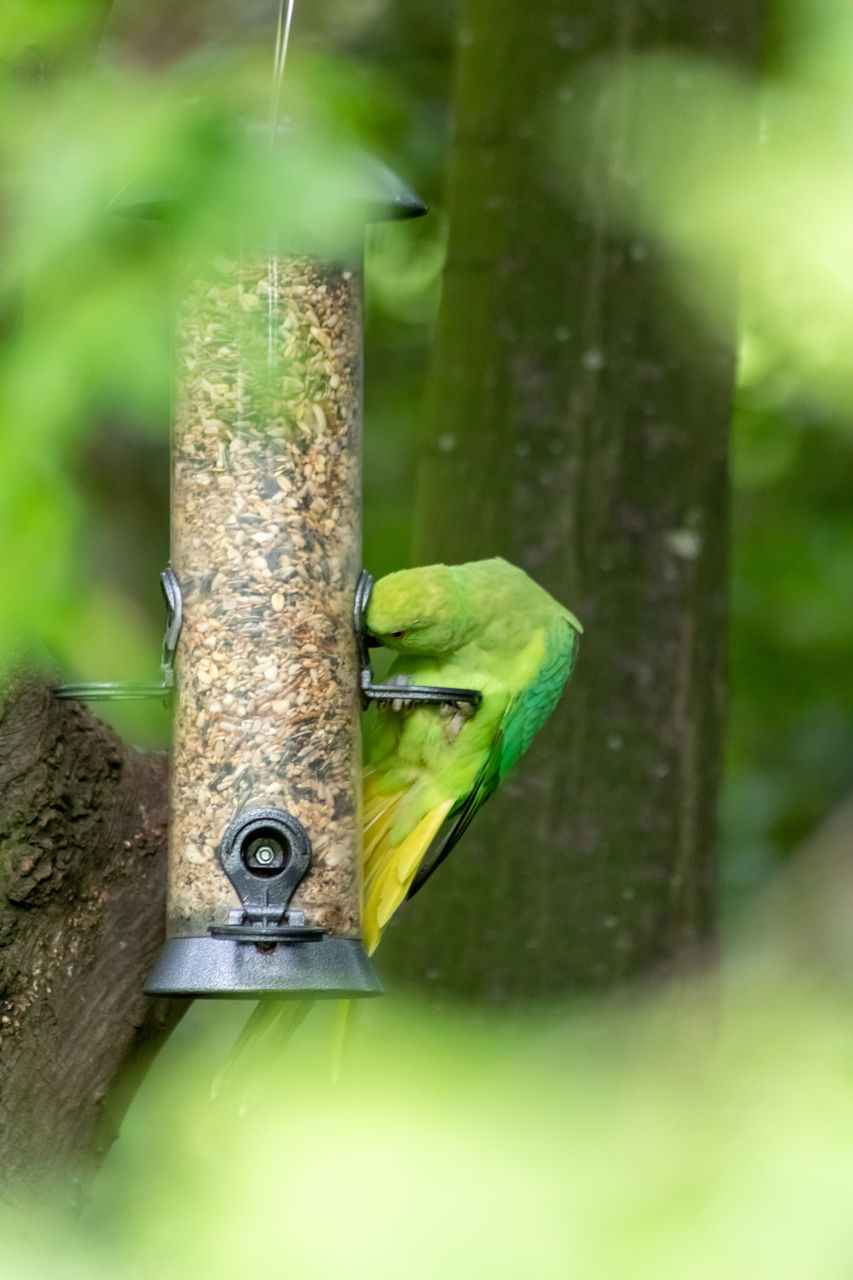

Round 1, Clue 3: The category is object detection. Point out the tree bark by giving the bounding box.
[0,683,183,1198]
[380,1,762,1000]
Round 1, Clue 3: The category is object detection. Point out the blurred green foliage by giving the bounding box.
[0,0,447,743]
[5,956,853,1278]
[725,340,853,903]
[2,0,853,1271]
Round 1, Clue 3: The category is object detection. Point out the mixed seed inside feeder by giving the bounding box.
[168,255,364,945]
[144,149,427,999]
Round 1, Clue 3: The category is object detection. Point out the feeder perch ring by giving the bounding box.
[354,570,483,711]
[55,566,183,703]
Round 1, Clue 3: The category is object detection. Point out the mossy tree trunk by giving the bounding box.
[380,1,763,1000]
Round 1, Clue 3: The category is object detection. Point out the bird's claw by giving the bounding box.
[440,699,477,719]
[388,674,413,714]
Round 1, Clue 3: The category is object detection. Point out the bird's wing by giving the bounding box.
[406,614,580,900]
[361,769,454,954]
[362,616,580,946]
[496,614,580,776]
[403,730,504,901]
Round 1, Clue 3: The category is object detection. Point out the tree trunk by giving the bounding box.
[0,684,183,1198]
[379,1,762,1000]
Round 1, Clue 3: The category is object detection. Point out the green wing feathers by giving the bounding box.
[498,615,580,779]
[364,609,581,921]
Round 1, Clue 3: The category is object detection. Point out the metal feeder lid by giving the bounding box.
[337,151,427,223]
[145,935,383,1000]
[109,123,427,229]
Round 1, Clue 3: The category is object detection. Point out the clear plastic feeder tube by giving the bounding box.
[168,252,363,942]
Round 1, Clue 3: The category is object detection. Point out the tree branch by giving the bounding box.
[0,681,185,1197]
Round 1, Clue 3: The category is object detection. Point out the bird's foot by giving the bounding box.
[439,699,477,719]
[387,673,414,714]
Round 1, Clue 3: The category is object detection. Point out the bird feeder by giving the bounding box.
[144,143,426,998]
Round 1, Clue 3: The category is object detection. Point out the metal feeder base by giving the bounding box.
[145,936,382,999]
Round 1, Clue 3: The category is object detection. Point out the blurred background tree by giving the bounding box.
[380,0,762,998]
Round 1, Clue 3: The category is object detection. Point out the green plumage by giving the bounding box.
[362,557,581,933]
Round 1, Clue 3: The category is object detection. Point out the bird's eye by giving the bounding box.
[390,630,407,638]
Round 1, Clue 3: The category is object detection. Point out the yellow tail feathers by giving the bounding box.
[211,999,313,1104]
[362,798,453,954]
[218,778,454,1098]
[331,999,353,1083]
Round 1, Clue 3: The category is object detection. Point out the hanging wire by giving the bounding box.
[268,2,295,365]
[269,0,296,146]
[57,10,301,707]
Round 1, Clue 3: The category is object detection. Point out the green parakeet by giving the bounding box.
[361,556,582,953]
[216,558,580,1091]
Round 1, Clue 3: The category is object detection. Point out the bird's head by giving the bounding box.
[366,564,473,655]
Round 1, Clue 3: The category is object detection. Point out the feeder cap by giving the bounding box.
[109,125,427,230]
[347,152,428,223]
[145,935,383,1000]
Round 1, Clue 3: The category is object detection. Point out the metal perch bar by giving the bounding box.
[354,570,482,709]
